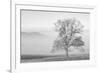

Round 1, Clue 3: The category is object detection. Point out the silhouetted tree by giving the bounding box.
[51,18,84,59]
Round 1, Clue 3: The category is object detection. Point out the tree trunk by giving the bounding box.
[65,47,69,60]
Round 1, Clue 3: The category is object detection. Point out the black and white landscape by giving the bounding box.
[20,10,90,63]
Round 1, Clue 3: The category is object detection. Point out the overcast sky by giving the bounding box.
[21,10,90,35]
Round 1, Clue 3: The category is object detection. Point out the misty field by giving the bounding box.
[21,30,89,63]
[21,54,89,63]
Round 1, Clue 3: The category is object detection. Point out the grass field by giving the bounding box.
[21,31,89,63]
[21,54,89,63]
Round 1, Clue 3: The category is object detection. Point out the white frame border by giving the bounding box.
[11,1,96,73]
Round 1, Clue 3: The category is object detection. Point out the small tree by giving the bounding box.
[51,18,84,59]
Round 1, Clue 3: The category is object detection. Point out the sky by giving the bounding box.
[21,10,90,36]
[21,10,90,55]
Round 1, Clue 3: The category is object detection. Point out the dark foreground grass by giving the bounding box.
[21,54,89,63]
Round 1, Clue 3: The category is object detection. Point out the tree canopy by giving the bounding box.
[51,18,84,53]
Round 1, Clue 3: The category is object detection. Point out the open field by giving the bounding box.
[21,54,89,63]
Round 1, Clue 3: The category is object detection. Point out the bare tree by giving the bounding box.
[51,18,85,59]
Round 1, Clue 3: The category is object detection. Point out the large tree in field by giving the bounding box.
[51,18,85,59]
